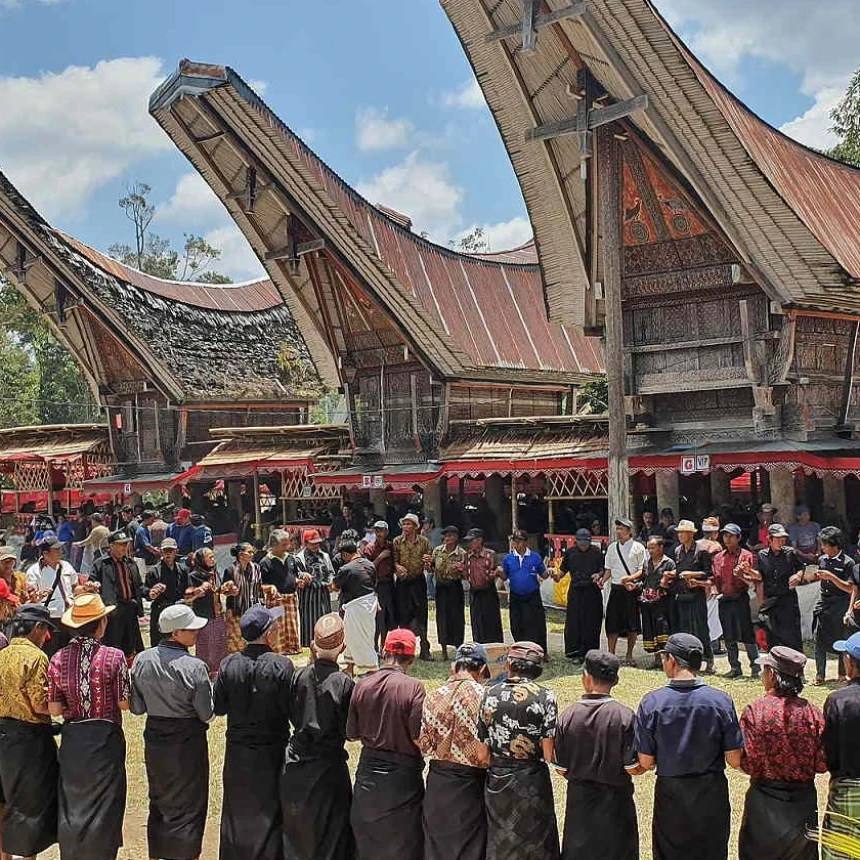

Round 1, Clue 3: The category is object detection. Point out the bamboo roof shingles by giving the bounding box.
[0,168,321,403]
[149,62,603,385]
[0,425,109,462]
[442,0,860,317]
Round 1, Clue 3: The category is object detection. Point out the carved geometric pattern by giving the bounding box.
[12,462,50,493]
[281,467,342,501]
[544,470,608,499]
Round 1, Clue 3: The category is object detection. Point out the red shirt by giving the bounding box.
[712,548,755,598]
[48,637,131,725]
[364,539,394,582]
[466,548,497,589]
[740,693,827,782]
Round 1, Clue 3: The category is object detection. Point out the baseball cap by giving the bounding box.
[465,528,484,541]
[0,578,20,604]
[16,603,57,630]
[455,642,488,665]
[39,534,63,550]
[302,529,323,544]
[160,538,179,550]
[107,530,131,545]
[768,523,790,539]
[759,645,806,677]
[176,508,192,520]
[0,545,17,561]
[508,640,545,664]
[721,523,742,537]
[384,628,417,657]
[575,528,593,541]
[584,649,620,683]
[660,633,704,670]
[373,520,390,530]
[511,529,529,541]
[239,605,284,642]
[614,517,633,529]
[834,632,860,662]
[158,604,207,634]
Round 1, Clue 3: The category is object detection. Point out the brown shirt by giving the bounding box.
[346,665,425,758]
[393,535,430,580]
[466,548,497,590]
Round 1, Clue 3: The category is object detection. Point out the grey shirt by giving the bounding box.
[130,641,214,723]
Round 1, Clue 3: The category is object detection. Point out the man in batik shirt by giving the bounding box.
[420,642,490,860]
[465,529,503,644]
[427,526,467,660]
[393,513,432,660]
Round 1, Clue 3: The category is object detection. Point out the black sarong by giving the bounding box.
[143,716,208,860]
[510,590,548,654]
[759,593,803,652]
[0,718,58,857]
[485,758,560,860]
[814,595,851,655]
[605,585,641,636]
[351,748,424,860]
[221,740,284,860]
[673,592,711,645]
[654,772,730,860]
[376,580,397,641]
[58,720,126,860]
[395,576,429,638]
[103,599,144,657]
[435,581,466,647]
[719,593,756,644]
[739,780,817,860]
[423,760,487,860]
[640,596,672,653]
[469,586,503,643]
[563,779,637,860]
[281,755,354,860]
[564,587,602,659]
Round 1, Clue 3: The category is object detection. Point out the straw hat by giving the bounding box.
[676,520,697,533]
[61,593,115,629]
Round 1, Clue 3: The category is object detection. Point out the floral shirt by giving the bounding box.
[740,692,827,782]
[48,636,131,725]
[430,545,467,583]
[0,637,50,724]
[393,535,430,580]
[478,678,557,761]
[420,675,487,767]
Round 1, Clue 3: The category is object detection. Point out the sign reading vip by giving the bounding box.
[680,455,710,475]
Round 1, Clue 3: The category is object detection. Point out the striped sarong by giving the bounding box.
[343,592,379,674]
[822,778,860,860]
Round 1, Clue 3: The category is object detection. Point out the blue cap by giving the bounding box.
[455,642,488,665]
[239,604,284,642]
[834,632,860,661]
[721,523,742,536]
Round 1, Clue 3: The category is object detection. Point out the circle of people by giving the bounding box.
[0,504,859,860]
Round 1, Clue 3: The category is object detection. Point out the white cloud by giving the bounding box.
[0,0,65,9]
[157,172,226,226]
[355,107,413,152]
[247,79,268,97]
[475,216,533,252]
[203,226,266,282]
[442,78,486,110]
[0,57,172,219]
[780,86,845,150]
[357,152,464,240]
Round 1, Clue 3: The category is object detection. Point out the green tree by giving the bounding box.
[450,226,489,253]
[828,69,860,168]
[578,376,608,414]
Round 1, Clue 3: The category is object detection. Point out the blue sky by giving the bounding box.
[0,0,857,281]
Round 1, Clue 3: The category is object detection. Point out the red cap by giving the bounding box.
[176,508,191,520]
[0,579,20,605]
[302,529,323,544]
[384,628,417,657]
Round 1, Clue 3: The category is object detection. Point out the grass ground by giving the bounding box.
[43,605,840,860]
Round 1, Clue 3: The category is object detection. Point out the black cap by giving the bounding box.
[614,517,634,529]
[107,529,132,545]
[239,605,283,641]
[39,535,64,552]
[584,649,620,683]
[511,529,529,541]
[575,528,593,540]
[16,603,57,630]
[465,528,484,541]
[441,525,460,536]
[660,633,704,670]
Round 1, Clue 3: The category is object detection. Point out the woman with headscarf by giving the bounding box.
[221,542,267,654]
[185,547,226,677]
[739,646,826,860]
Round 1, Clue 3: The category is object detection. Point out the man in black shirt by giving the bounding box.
[144,537,188,645]
[282,613,355,860]
[556,650,642,860]
[823,633,860,853]
[259,529,300,655]
[672,521,716,673]
[333,540,378,676]
[557,529,605,662]
[214,605,293,860]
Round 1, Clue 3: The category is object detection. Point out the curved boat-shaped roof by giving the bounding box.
[0,168,322,402]
[442,0,860,318]
[149,61,603,384]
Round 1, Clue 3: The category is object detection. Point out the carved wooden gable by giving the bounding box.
[86,312,150,391]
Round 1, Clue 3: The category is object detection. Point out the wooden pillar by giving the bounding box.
[822,473,847,523]
[548,499,556,535]
[45,459,55,518]
[252,470,263,540]
[423,478,443,527]
[227,480,243,535]
[484,474,506,534]
[656,471,679,519]
[370,488,387,517]
[769,469,796,526]
[597,125,629,523]
[511,477,519,531]
[710,469,732,510]
[280,471,288,526]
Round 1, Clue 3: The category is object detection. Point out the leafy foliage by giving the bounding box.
[579,376,608,414]
[450,226,489,253]
[827,69,860,168]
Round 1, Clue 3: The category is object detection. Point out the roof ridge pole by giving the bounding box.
[597,125,630,523]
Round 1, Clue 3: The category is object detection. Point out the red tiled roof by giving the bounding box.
[59,233,281,312]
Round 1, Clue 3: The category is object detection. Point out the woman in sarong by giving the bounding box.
[477,641,560,860]
[282,613,355,860]
[636,537,674,668]
[48,594,130,860]
[221,542,266,655]
[259,529,302,655]
[186,547,226,677]
[739,646,826,860]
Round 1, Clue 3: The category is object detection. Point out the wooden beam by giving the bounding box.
[597,126,629,522]
[264,238,325,262]
[840,319,860,426]
[738,299,759,384]
[522,0,539,52]
[526,94,648,142]
[485,1,590,43]
[194,130,225,143]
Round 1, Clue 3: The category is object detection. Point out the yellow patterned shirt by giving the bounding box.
[431,545,467,583]
[393,535,430,580]
[0,572,30,622]
[0,637,50,724]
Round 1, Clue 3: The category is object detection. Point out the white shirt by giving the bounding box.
[604,539,647,585]
[25,560,79,618]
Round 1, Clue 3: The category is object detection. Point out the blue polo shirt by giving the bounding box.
[634,679,743,777]
[502,550,546,597]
